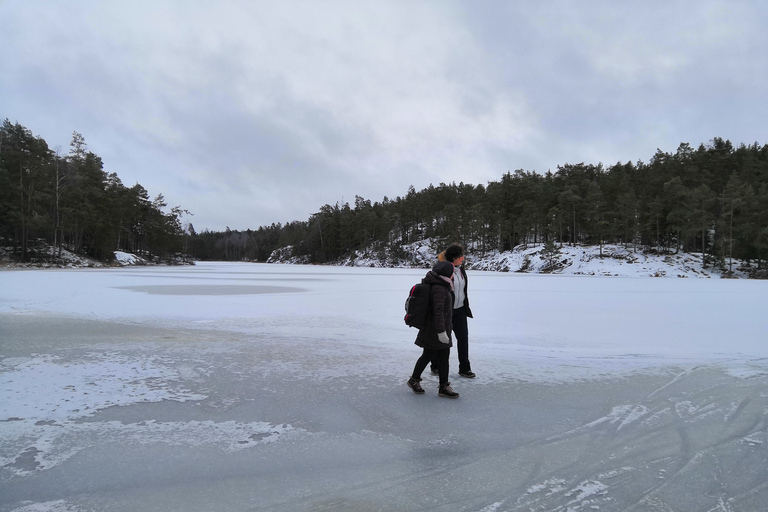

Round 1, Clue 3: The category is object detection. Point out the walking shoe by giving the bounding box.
[438,382,459,399]
[458,371,476,378]
[430,367,439,375]
[407,378,425,394]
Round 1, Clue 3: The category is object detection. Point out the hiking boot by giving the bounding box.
[407,378,425,394]
[438,382,459,399]
[458,371,476,378]
[430,367,439,375]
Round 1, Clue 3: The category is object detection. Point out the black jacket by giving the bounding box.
[415,270,454,350]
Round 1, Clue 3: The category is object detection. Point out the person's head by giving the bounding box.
[433,261,454,278]
[444,244,465,266]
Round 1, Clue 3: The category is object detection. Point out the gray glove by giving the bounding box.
[438,331,450,344]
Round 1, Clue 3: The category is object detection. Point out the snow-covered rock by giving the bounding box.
[467,244,744,278]
[0,238,103,269]
[113,251,148,266]
[266,245,310,265]
[0,238,192,269]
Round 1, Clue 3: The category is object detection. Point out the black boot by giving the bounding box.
[438,382,459,399]
[407,377,425,394]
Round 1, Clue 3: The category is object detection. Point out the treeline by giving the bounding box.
[192,138,768,268]
[3,119,766,269]
[0,120,191,263]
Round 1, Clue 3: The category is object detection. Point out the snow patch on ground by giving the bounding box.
[0,352,299,476]
[8,500,78,512]
[566,479,609,504]
[1,353,204,422]
[1,419,299,476]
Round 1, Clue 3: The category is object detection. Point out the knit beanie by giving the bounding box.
[433,261,454,278]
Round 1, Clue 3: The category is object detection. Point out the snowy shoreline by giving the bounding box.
[277,243,762,279]
[3,239,764,278]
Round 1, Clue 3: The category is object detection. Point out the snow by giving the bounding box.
[466,243,750,278]
[0,243,104,270]
[1,262,768,511]
[112,251,147,266]
[290,242,759,279]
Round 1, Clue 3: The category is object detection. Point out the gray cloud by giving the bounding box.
[1,0,766,230]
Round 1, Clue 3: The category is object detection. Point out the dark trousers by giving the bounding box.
[413,347,450,386]
[430,306,471,374]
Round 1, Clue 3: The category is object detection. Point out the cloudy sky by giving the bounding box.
[1,1,766,231]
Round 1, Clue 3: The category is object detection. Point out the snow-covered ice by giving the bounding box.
[1,262,767,511]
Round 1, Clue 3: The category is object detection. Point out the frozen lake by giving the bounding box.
[2,262,768,511]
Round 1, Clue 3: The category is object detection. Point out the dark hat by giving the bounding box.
[433,261,454,278]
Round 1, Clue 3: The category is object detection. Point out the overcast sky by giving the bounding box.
[1,1,766,231]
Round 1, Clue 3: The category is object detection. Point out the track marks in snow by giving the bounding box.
[517,475,621,511]
[477,502,504,512]
[548,404,651,441]
[647,366,702,399]
[724,397,751,423]
[522,368,768,512]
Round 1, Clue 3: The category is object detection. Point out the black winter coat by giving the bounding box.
[415,270,454,350]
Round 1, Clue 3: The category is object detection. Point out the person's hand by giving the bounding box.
[438,331,450,344]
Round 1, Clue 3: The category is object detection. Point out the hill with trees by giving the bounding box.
[2,119,766,276]
[0,120,191,265]
[191,139,768,276]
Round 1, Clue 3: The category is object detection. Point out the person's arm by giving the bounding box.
[431,285,447,333]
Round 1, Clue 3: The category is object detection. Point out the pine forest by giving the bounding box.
[2,120,767,272]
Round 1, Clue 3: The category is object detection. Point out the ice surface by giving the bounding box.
[1,263,767,511]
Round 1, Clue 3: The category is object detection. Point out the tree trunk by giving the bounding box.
[729,203,734,272]
[571,203,576,246]
[19,162,28,261]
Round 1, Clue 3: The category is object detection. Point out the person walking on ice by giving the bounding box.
[407,261,460,398]
[431,243,476,379]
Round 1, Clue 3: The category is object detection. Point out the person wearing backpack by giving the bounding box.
[431,244,476,378]
[407,260,460,398]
